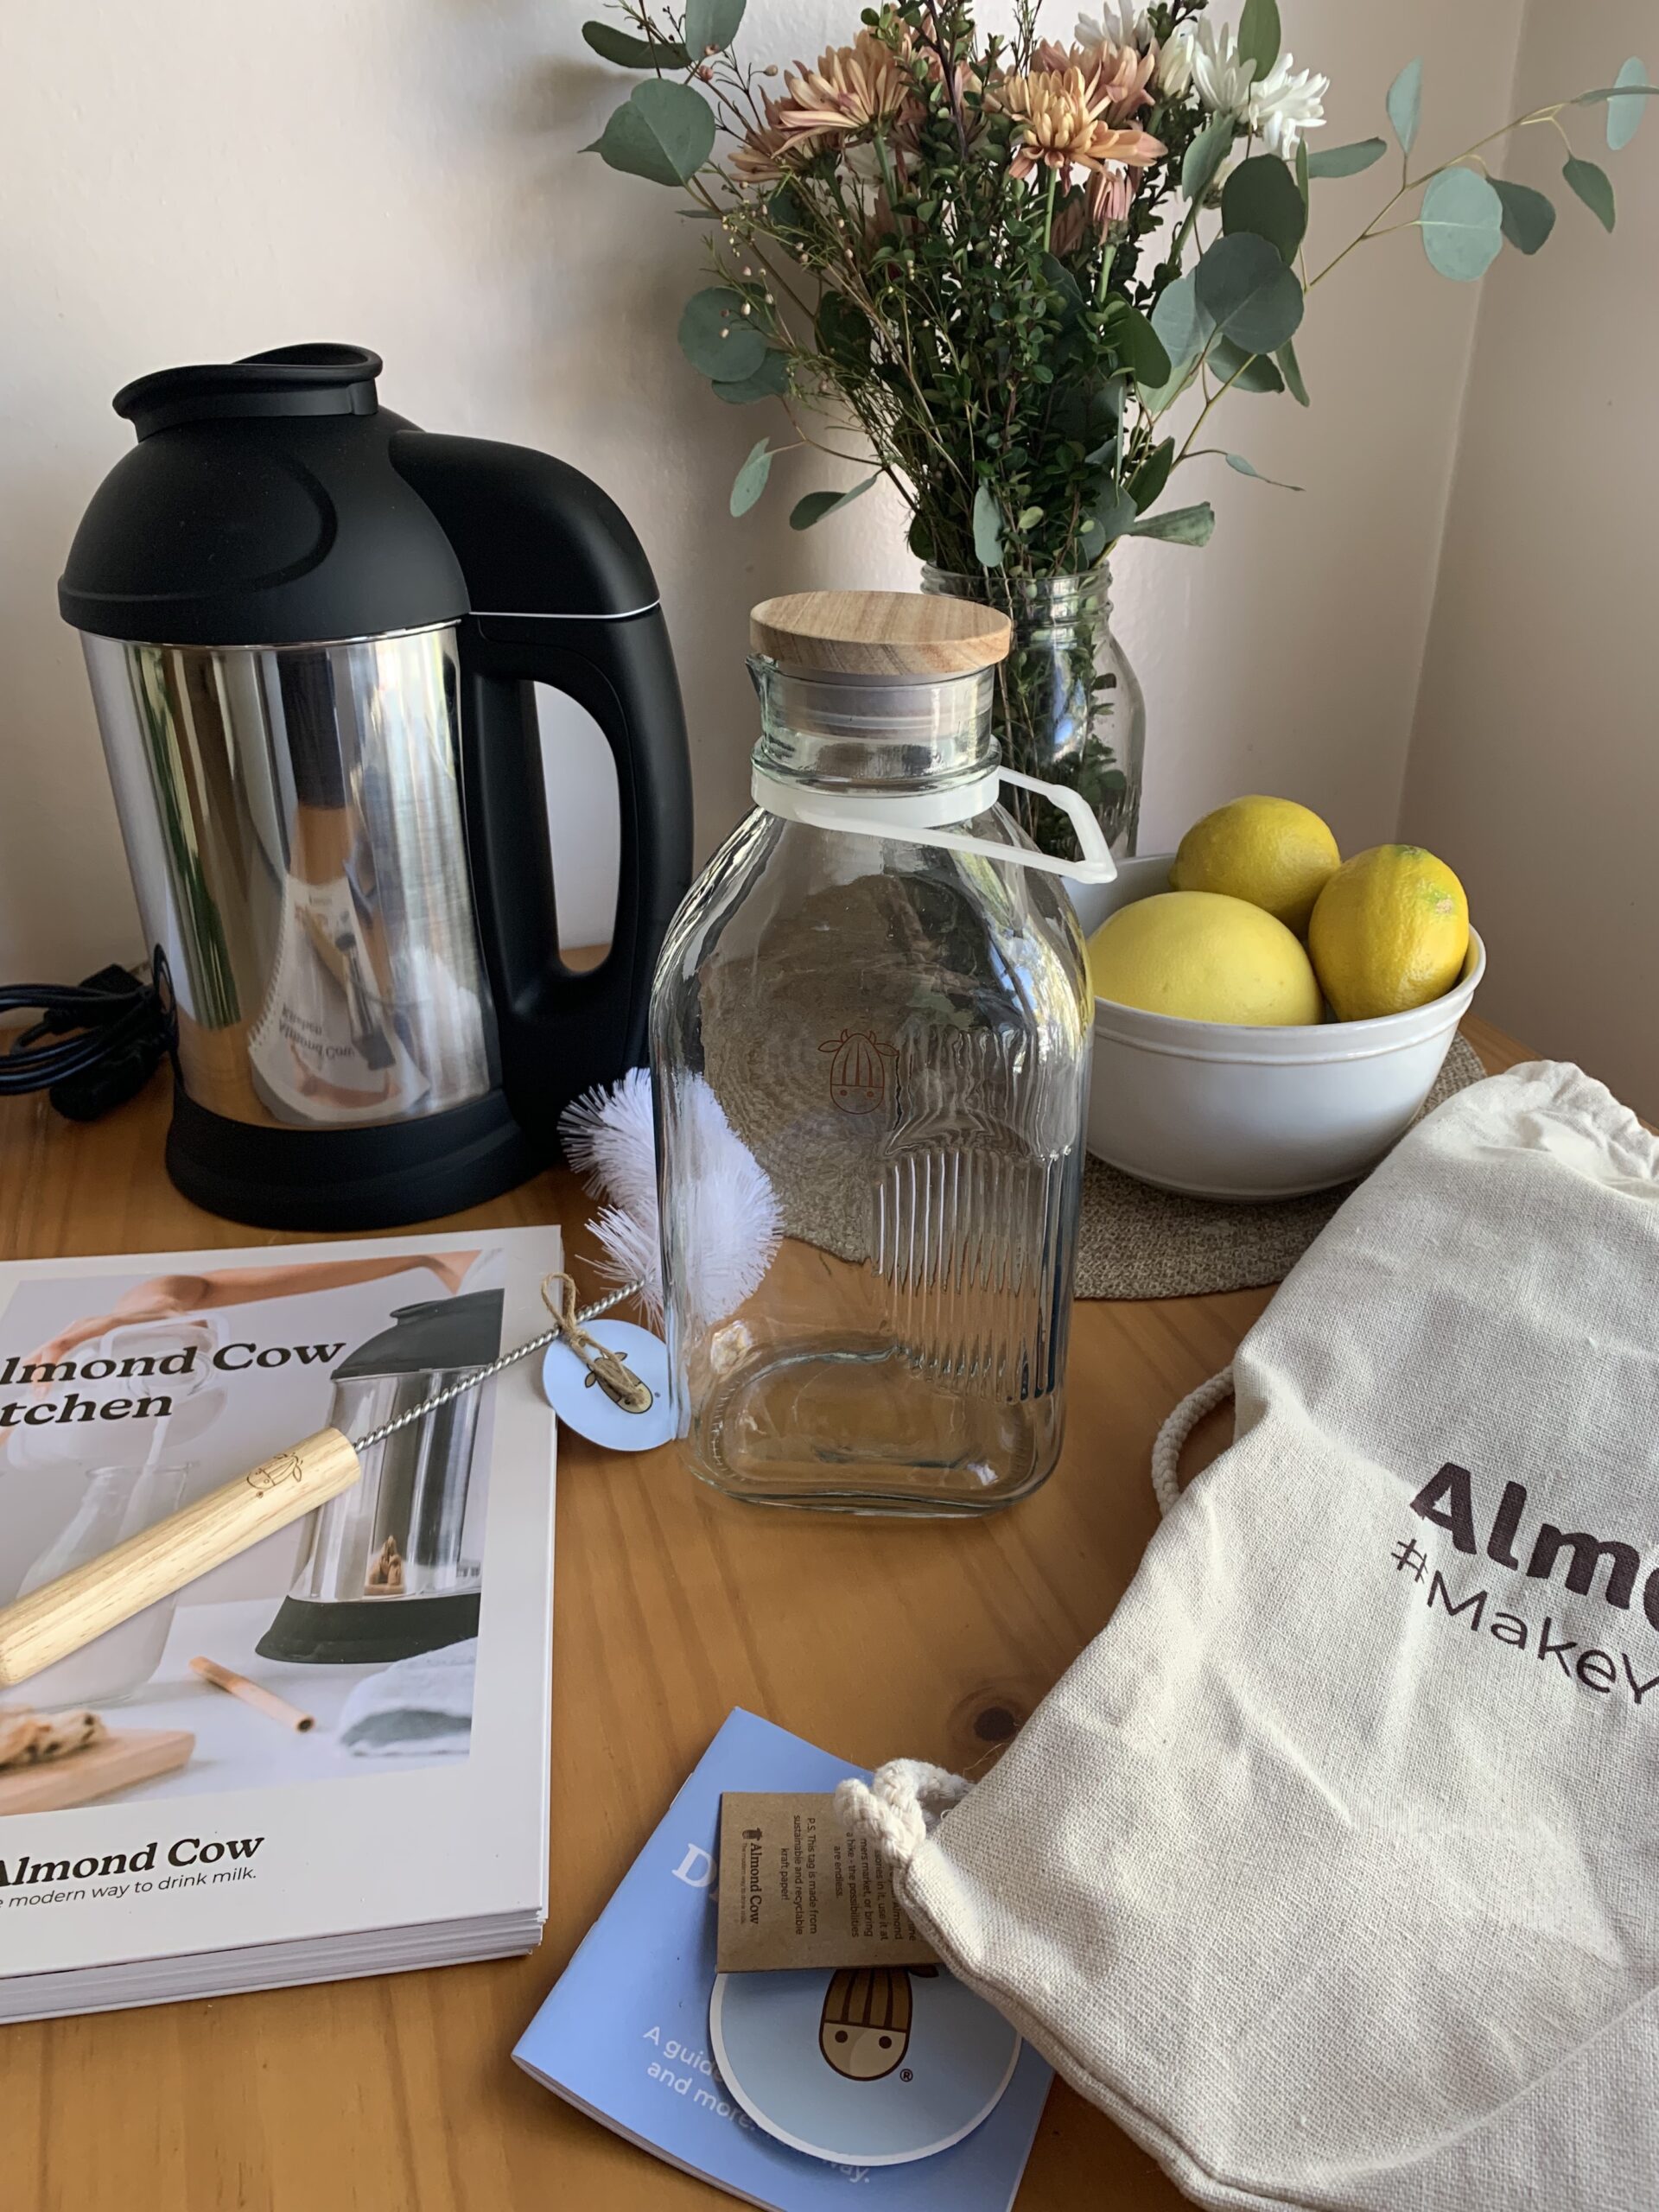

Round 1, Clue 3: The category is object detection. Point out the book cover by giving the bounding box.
[0,1228,557,2015]
[514,1708,1052,2209]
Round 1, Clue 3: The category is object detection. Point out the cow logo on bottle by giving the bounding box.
[245,1451,304,1495]
[818,1029,893,1116]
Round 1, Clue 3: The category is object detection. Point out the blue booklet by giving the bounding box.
[514,1708,1051,2209]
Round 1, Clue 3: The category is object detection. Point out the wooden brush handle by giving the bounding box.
[0,1428,361,1689]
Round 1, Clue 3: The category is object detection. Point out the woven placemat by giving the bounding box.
[1077,1032,1488,1300]
[695,871,1489,1306]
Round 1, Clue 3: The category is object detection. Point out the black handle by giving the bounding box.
[387,433,693,1156]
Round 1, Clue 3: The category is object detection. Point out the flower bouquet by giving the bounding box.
[582,1,1650,855]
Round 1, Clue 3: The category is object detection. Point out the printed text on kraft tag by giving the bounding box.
[715,1792,937,1973]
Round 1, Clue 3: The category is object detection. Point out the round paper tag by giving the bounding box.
[709,1966,1020,2167]
[540,1320,674,1452]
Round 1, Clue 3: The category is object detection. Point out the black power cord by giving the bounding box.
[0,963,173,1122]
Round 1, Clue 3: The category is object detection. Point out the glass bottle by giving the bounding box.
[651,590,1110,1516]
[921,566,1146,861]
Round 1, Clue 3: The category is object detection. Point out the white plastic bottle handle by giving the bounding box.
[750,765,1117,886]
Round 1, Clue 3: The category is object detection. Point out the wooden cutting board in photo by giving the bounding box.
[0,1729,194,1816]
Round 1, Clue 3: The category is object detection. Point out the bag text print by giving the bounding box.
[1391,1536,1659,1710]
[1408,1461,1659,1630]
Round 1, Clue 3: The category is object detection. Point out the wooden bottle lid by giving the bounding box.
[749,590,1012,677]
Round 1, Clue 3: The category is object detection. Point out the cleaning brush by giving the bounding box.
[560,1067,781,1325]
[0,1068,782,1691]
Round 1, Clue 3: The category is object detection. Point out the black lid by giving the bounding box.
[59,343,469,646]
[113,343,385,438]
[333,1290,505,1380]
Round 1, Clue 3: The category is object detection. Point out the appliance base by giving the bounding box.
[166,1085,537,1230]
[255,1591,481,1666]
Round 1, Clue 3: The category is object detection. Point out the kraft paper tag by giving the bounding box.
[716,1791,938,1973]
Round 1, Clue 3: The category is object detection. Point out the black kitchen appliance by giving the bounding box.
[58,343,692,1230]
[257,1291,504,1667]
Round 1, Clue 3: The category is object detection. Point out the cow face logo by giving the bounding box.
[818,1966,936,2080]
[245,1451,304,1495]
[818,1028,893,1116]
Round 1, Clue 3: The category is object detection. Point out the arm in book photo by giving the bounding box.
[10,1251,482,1379]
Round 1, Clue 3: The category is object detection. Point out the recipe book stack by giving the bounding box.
[0,1227,557,2022]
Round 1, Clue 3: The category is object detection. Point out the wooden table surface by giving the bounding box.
[0,1017,1530,2212]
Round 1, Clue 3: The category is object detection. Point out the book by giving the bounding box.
[514,1708,1052,2209]
[0,1227,557,2021]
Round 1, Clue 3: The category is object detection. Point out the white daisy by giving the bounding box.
[1184,19,1257,118]
[1158,26,1196,98]
[1245,51,1330,158]
[1075,4,1152,52]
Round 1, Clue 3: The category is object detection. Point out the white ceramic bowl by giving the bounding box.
[1071,854,1487,1199]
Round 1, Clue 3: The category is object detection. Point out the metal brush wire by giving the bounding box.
[349,1275,645,1452]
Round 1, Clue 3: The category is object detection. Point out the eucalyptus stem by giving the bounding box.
[586,0,1648,856]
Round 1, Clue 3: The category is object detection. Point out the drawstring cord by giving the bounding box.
[835,1759,973,1872]
[1149,1364,1236,1518]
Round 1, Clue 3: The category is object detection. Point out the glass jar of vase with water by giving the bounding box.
[921,565,1145,863]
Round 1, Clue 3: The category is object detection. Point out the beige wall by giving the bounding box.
[2,2,1523,982]
[1401,0,1658,1116]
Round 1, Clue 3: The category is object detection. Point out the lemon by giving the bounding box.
[1087,891,1324,1027]
[1170,795,1341,933]
[1307,844,1470,1021]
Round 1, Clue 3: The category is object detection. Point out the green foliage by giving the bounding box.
[1387,60,1423,156]
[1306,137,1387,179]
[729,439,774,516]
[1276,337,1309,406]
[1236,0,1281,81]
[1210,337,1285,392]
[1114,306,1172,391]
[1493,179,1554,254]
[1225,454,1301,489]
[585,0,1651,587]
[1194,233,1304,355]
[791,474,880,529]
[711,353,788,404]
[683,0,746,59]
[1128,438,1175,513]
[1182,115,1236,203]
[1127,504,1216,544]
[1604,59,1653,151]
[816,290,872,372]
[679,287,767,379]
[582,20,690,68]
[1419,167,1503,279]
[1150,271,1213,375]
[972,484,1004,569]
[1086,484,1138,544]
[1563,156,1617,232]
[1222,156,1308,262]
[586,79,715,186]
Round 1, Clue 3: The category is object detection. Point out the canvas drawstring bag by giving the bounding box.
[839,1062,1659,2212]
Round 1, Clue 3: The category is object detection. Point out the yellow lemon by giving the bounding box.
[1170,795,1341,933]
[1087,891,1324,1027]
[1307,844,1470,1021]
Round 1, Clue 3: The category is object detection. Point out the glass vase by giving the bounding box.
[921,566,1145,861]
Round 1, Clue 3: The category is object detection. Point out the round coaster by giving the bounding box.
[709,1966,1020,2167]
[540,1320,674,1452]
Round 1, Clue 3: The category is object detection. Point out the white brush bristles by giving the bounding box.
[670,1073,782,1327]
[561,1066,657,1224]
[559,1068,781,1326]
